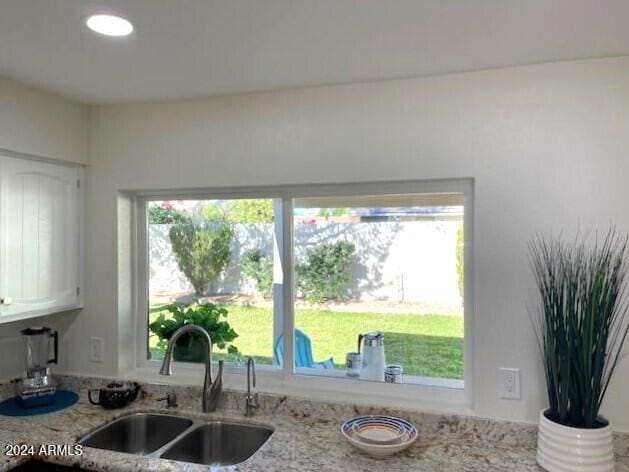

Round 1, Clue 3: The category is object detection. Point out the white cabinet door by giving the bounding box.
[0,156,81,321]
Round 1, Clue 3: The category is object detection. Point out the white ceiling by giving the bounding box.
[1,0,628,104]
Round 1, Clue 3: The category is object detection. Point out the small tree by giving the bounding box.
[241,250,273,298]
[297,241,355,302]
[228,199,274,223]
[201,202,227,222]
[169,223,232,296]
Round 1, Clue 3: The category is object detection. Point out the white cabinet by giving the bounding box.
[0,155,82,323]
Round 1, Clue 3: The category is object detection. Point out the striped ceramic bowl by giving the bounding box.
[351,417,408,444]
[341,415,418,457]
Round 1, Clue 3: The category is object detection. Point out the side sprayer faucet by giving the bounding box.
[245,357,259,416]
[158,324,223,413]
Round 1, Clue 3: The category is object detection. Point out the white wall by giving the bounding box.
[0,77,88,165]
[0,76,87,381]
[62,56,629,428]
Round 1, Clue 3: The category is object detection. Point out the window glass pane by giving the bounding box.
[147,198,280,366]
[293,193,464,383]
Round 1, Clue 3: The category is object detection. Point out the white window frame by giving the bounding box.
[133,178,474,411]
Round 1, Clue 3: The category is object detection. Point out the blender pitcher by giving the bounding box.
[19,327,58,407]
[22,327,58,375]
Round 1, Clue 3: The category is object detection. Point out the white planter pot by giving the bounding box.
[537,410,614,472]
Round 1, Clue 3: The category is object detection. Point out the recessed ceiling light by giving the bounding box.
[86,14,133,37]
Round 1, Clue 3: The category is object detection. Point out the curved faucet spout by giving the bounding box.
[158,324,217,412]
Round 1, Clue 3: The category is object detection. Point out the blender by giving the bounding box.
[18,327,58,407]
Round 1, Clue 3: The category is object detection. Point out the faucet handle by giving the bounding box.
[249,391,260,406]
[156,392,177,408]
[216,360,224,382]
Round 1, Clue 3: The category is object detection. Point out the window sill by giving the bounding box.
[294,366,464,389]
[125,362,472,416]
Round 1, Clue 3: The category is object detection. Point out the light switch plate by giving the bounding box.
[500,367,521,399]
[90,337,104,363]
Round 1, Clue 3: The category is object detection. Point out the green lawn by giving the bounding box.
[149,304,463,379]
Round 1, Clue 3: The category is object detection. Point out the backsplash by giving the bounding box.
[0,333,24,381]
[34,374,538,449]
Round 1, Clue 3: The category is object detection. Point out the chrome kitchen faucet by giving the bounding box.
[158,324,222,412]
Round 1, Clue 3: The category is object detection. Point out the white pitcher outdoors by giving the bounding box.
[358,332,386,382]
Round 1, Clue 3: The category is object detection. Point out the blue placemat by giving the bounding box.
[0,390,79,416]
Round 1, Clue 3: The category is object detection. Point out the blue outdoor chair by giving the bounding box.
[274,329,335,369]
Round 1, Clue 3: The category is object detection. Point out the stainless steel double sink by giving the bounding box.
[79,412,273,466]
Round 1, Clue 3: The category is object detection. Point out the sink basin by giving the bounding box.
[79,413,193,454]
[160,421,273,466]
[79,412,272,466]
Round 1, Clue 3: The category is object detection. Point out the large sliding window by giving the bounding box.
[138,180,471,389]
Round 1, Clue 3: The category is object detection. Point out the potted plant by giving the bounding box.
[149,303,239,362]
[530,230,629,472]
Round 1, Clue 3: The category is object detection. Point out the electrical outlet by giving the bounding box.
[499,368,521,399]
[90,337,104,363]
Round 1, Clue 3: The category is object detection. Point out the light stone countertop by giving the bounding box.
[0,375,628,471]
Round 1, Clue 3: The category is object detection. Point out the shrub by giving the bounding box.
[241,250,273,298]
[149,302,239,362]
[317,208,347,219]
[201,199,274,224]
[297,241,355,302]
[149,202,192,224]
[169,223,232,295]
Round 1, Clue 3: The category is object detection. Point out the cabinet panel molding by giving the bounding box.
[0,155,82,323]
